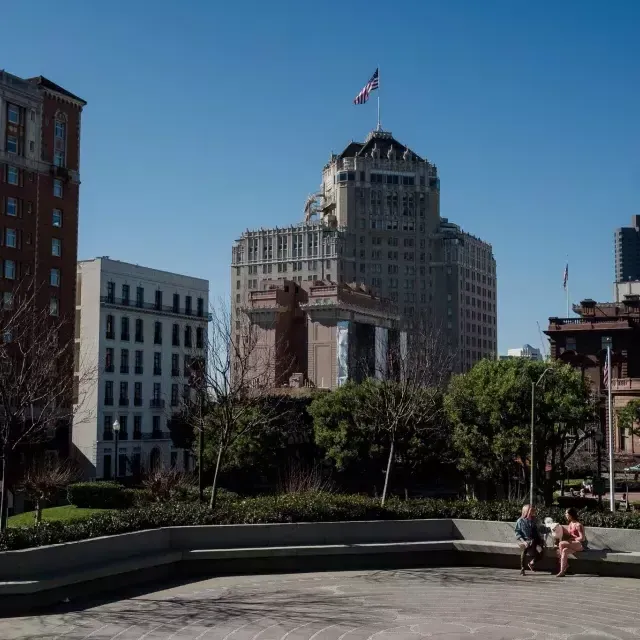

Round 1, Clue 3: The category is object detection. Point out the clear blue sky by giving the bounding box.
[3,0,639,354]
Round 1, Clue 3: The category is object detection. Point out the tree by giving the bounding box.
[617,399,640,435]
[0,282,95,531]
[446,359,596,504]
[362,325,454,505]
[19,458,78,524]
[177,302,291,509]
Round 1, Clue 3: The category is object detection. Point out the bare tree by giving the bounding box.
[19,458,79,524]
[177,301,292,509]
[278,460,333,494]
[360,321,455,505]
[142,467,196,503]
[0,280,95,531]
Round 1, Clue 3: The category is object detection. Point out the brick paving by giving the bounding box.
[2,567,640,639]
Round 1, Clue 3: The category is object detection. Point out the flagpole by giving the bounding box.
[376,65,381,131]
[607,344,615,512]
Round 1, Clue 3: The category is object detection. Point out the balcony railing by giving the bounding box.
[101,296,211,320]
[134,397,143,406]
[120,365,129,374]
[121,333,130,341]
[135,366,143,375]
[171,368,180,377]
[119,397,129,406]
[611,378,640,392]
[141,430,171,440]
[133,430,142,440]
[103,430,113,441]
[549,316,634,326]
[105,365,114,373]
[150,399,165,409]
[104,397,114,406]
[106,331,115,340]
[118,431,128,441]
[153,368,162,376]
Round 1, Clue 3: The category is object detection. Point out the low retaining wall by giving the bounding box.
[2,518,640,614]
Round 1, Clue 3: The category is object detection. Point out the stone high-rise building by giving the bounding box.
[231,129,497,378]
[615,215,640,283]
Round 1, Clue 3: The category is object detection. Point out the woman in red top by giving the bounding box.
[557,507,587,577]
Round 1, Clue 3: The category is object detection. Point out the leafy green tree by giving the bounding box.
[446,359,596,504]
[617,399,640,434]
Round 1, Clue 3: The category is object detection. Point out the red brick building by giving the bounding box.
[1,71,85,332]
[546,296,640,462]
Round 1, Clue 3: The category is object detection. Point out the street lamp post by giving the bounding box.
[113,419,120,478]
[530,368,553,505]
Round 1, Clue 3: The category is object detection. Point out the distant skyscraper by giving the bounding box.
[231,129,497,375]
[615,216,640,282]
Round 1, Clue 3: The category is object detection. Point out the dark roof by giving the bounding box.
[27,76,86,105]
[339,130,423,162]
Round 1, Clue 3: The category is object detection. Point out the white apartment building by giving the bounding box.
[505,344,543,361]
[73,258,209,480]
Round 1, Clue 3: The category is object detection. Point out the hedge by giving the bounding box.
[2,493,640,552]
[67,482,137,509]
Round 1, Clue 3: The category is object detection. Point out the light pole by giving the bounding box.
[113,419,120,478]
[530,367,553,505]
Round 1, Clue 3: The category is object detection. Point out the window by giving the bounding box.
[118,415,128,438]
[119,381,128,405]
[105,347,114,373]
[566,338,577,352]
[196,327,204,348]
[55,120,66,139]
[135,350,143,374]
[171,353,180,376]
[54,150,64,167]
[120,348,129,374]
[6,136,17,154]
[152,414,161,434]
[135,318,143,342]
[121,316,130,341]
[172,323,180,346]
[50,268,60,287]
[5,228,16,248]
[153,352,162,376]
[7,166,18,185]
[52,209,62,227]
[6,197,17,216]
[173,293,180,313]
[155,290,163,310]
[4,260,15,280]
[104,381,114,405]
[53,179,63,198]
[152,384,161,404]
[154,321,162,344]
[185,296,192,315]
[103,415,113,440]
[184,326,192,348]
[122,284,130,305]
[52,238,61,256]
[134,415,142,437]
[136,286,144,307]
[183,384,191,402]
[197,297,204,317]
[106,314,115,339]
[107,281,115,303]
[171,384,179,407]
[7,104,19,124]
[134,382,142,406]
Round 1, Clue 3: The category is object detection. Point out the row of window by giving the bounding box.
[105,282,205,316]
[2,197,63,230]
[102,413,168,439]
[103,381,191,408]
[104,314,204,347]
[105,348,197,377]
[5,165,64,198]
[337,171,426,187]
[5,103,67,166]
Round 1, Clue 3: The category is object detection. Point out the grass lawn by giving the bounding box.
[7,505,111,528]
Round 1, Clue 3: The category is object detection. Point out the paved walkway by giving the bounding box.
[3,567,640,639]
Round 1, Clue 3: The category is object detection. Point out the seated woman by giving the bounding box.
[514,504,546,576]
[557,507,587,577]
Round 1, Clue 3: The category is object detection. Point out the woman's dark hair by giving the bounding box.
[566,507,579,521]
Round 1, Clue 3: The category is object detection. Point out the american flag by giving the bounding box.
[354,68,379,105]
[603,354,610,390]
[563,263,568,290]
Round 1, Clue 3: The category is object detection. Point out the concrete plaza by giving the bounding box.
[2,567,639,639]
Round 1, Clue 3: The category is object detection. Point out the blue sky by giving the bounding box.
[2,0,639,354]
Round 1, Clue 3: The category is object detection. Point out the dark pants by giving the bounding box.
[518,540,542,570]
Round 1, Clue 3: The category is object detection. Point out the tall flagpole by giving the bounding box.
[607,344,615,512]
[566,258,570,318]
[377,65,381,131]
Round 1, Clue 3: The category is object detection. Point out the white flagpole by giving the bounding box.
[377,66,381,131]
[607,345,615,512]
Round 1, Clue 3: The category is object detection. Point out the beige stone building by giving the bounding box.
[231,129,497,380]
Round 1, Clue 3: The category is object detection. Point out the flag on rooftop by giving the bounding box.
[354,68,379,105]
[563,263,568,291]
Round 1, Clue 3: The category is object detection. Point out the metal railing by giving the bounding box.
[101,296,211,320]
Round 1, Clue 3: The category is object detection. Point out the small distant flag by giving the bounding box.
[354,68,379,105]
[603,355,610,390]
[563,263,569,291]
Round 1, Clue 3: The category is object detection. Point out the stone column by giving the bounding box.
[375,326,388,380]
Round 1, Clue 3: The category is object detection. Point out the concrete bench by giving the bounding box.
[3,518,640,614]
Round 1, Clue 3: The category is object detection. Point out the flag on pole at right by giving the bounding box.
[603,353,610,390]
[353,68,379,105]
[563,263,568,290]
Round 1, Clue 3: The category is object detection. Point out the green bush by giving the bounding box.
[67,482,136,509]
[556,496,600,511]
[3,492,640,552]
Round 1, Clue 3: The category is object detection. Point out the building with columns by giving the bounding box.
[231,129,497,381]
